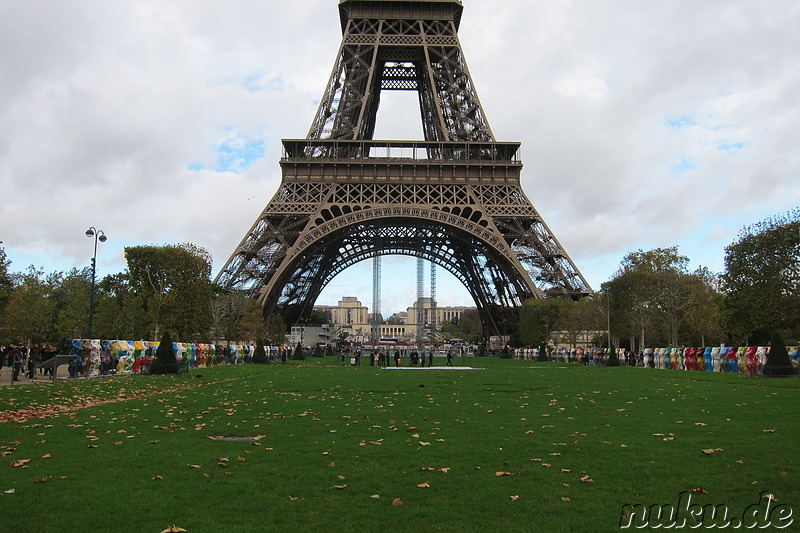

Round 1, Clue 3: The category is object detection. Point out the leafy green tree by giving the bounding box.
[266,313,286,345]
[681,267,724,346]
[125,243,213,340]
[518,298,565,347]
[4,267,53,345]
[48,268,92,341]
[0,246,12,317]
[721,211,800,344]
[93,273,147,340]
[605,247,693,349]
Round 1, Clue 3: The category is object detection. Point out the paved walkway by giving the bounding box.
[0,364,67,386]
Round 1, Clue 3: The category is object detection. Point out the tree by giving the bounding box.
[605,247,700,349]
[48,268,92,341]
[125,243,213,340]
[518,298,565,347]
[266,313,286,345]
[721,211,800,344]
[4,267,53,345]
[150,331,178,374]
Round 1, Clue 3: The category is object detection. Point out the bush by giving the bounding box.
[150,331,178,374]
[536,345,549,362]
[252,344,269,364]
[292,342,305,361]
[762,333,795,378]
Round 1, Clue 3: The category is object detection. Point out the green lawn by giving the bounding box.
[1,359,797,532]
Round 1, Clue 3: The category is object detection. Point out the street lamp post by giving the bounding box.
[85,227,107,339]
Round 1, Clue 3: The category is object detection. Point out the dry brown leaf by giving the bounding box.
[701,449,715,455]
[510,495,520,501]
[691,488,708,494]
[33,476,49,483]
[11,459,31,468]
[580,475,594,483]
[439,467,451,473]
[153,475,164,481]
[187,464,202,469]
[161,526,187,533]
[41,454,51,459]
[561,497,571,502]
[289,496,300,501]
[417,481,431,488]
[495,471,512,477]
[333,485,347,489]
[392,498,403,506]
[370,494,380,499]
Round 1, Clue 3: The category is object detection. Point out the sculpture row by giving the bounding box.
[67,339,292,376]
[514,345,800,375]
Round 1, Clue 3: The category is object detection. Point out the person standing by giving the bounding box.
[446,350,453,366]
[428,350,434,367]
[12,342,24,381]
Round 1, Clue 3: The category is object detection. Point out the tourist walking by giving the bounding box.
[446,350,453,366]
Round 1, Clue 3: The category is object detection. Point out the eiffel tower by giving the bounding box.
[215,0,592,336]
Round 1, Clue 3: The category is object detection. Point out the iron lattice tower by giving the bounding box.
[215,0,592,336]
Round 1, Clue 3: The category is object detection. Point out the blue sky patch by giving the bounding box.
[665,115,697,129]
[671,156,697,173]
[215,137,266,173]
[717,142,744,151]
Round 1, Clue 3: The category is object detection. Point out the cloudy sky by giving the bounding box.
[2,0,798,316]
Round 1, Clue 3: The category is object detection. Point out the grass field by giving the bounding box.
[1,359,797,532]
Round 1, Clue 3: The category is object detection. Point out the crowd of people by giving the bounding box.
[1,342,60,381]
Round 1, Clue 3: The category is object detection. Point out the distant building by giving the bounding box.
[313,296,475,345]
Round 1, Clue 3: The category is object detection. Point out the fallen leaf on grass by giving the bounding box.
[11,459,31,468]
[289,496,301,501]
[333,485,347,490]
[370,494,380,499]
[510,495,520,501]
[187,464,202,469]
[160,526,186,533]
[701,449,716,455]
[736,460,746,464]
[417,481,431,488]
[561,497,571,502]
[392,498,403,506]
[762,429,776,433]
[439,467,451,473]
[691,488,708,494]
[153,475,163,481]
[495,472,512,477]
[41,454,51,459]
[33,476,48,483]
[580,476,594,483]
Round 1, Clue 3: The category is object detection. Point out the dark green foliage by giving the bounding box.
[500,345,512,358]
[762,332,796,378]
[536,345,549,362]
[313,344,323,357]
[292,342,305,360]
[150,331,178,374]
[722,212,800,344]
[252,343,269,364]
